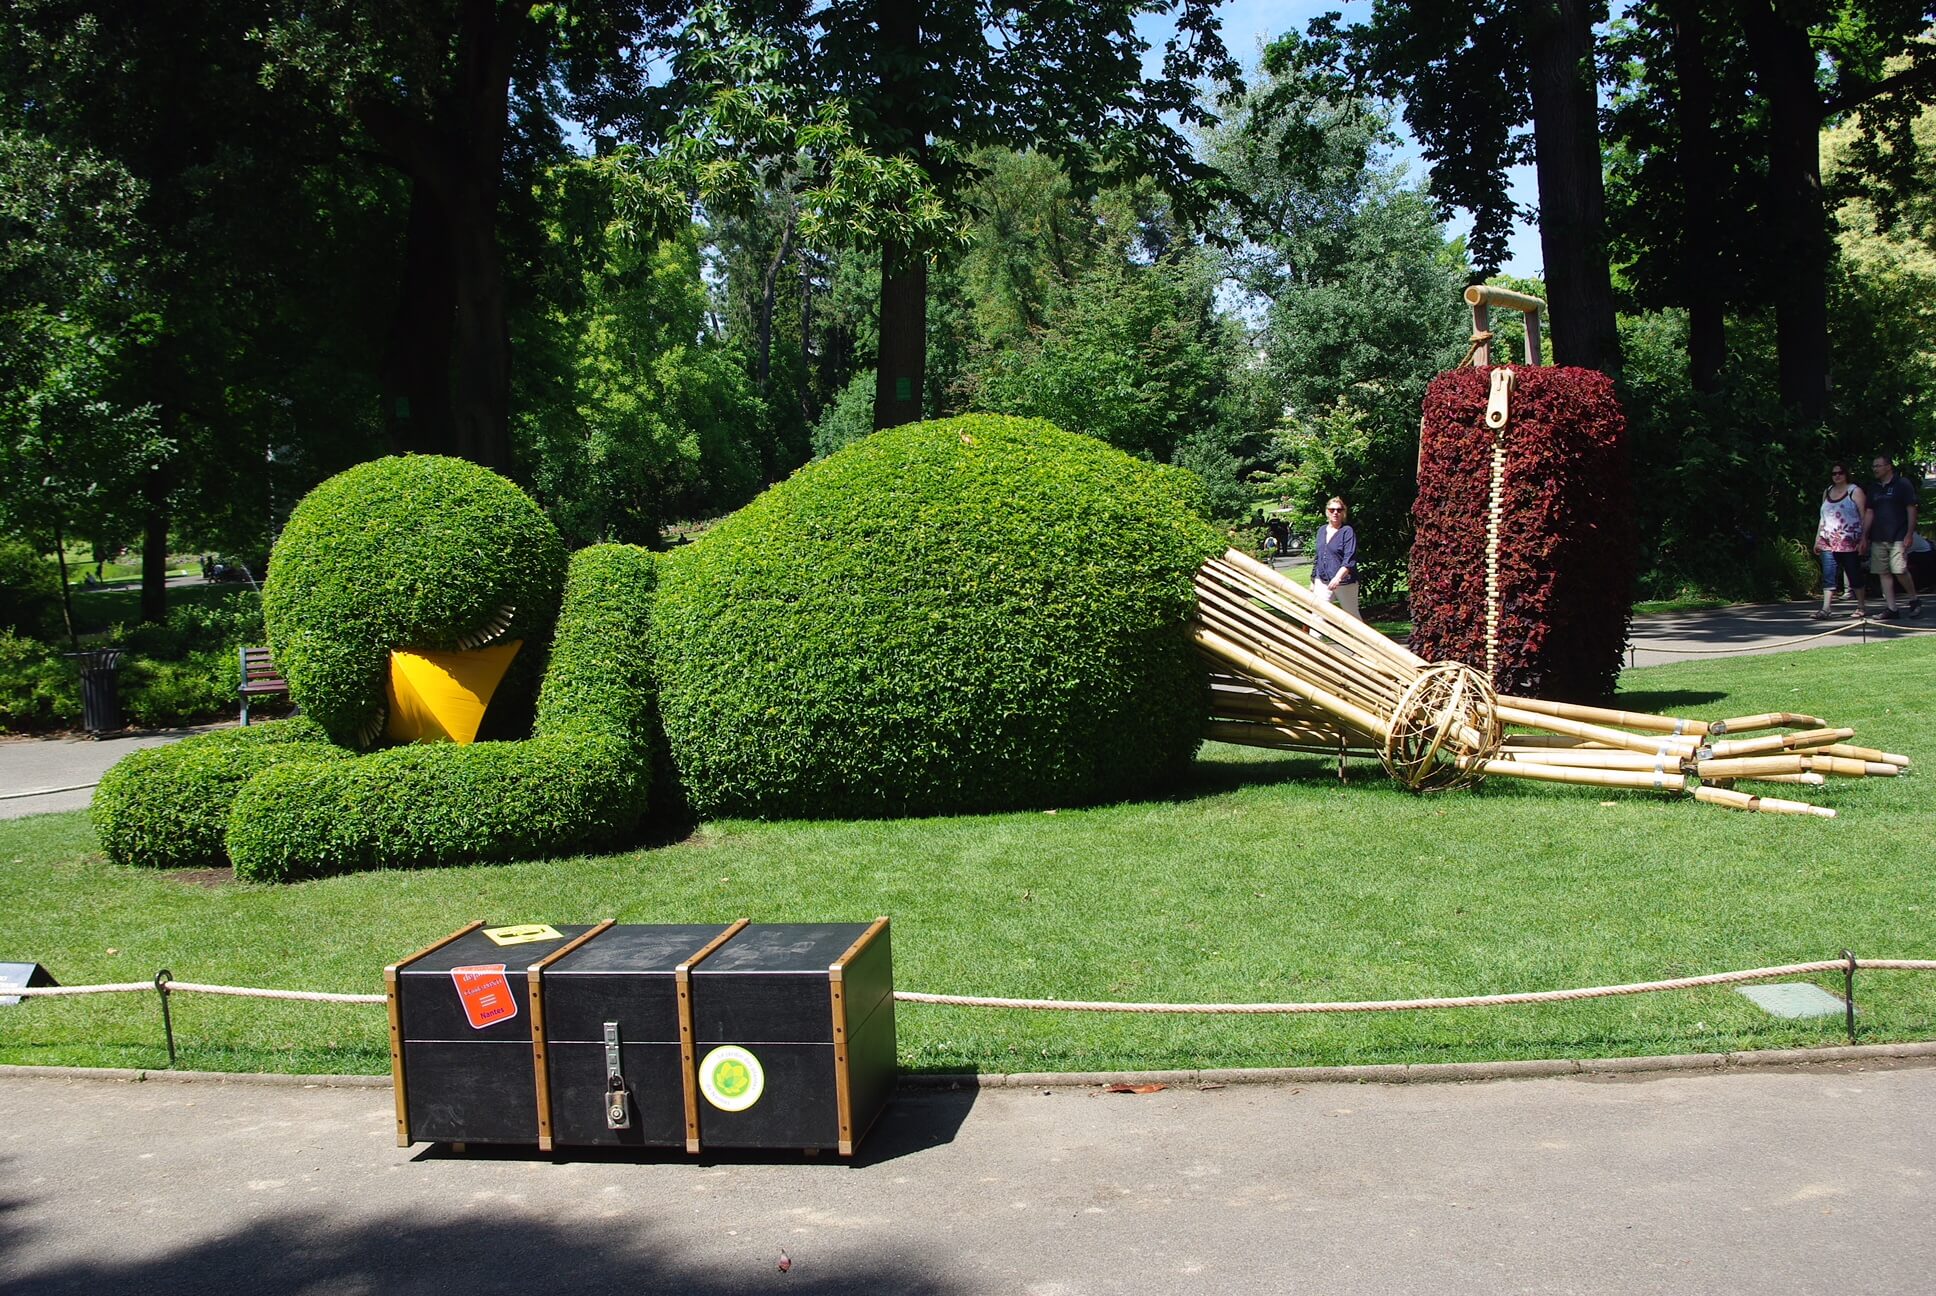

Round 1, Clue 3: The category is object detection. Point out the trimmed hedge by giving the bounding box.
[227,544,660,882]
[262,455,566,747]
[654,414,1222,819]
[91,718,350,870]
[1408,366,1636,700]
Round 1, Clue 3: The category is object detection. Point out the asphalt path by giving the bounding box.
[0,726,230,820]
[2,1060,1933,1295]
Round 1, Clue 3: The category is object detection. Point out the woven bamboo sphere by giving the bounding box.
[1380,662,1504,792]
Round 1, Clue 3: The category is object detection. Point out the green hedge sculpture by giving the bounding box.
[227,544,658,882]
[655,414,1222,818]
[97,420,1220,878]
[92,717,351,870]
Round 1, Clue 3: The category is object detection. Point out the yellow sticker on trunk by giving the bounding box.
[482,924,563,947]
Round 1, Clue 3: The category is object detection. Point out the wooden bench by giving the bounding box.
[238,646,289,725]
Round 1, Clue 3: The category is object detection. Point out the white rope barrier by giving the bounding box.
[1631,617,1936,657]
[12,959,1936,1015]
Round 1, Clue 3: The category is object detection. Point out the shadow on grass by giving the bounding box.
[1607,688,1730,713]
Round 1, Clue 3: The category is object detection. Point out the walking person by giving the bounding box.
[1813,463,1867,619]
[1864,455,1921,621]
[1311,496,1360,620]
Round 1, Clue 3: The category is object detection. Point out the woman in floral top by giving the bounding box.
[1814,463,1867,619]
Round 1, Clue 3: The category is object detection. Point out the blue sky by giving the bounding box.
[1140,0,1547,278]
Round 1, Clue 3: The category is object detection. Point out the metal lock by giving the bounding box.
[603,1021,631,1130]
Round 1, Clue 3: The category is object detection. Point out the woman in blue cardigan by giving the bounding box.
[1311,496,1360,619]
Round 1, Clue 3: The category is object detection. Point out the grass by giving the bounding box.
[1,637,1932,1078]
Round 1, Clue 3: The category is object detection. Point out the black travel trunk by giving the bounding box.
[386,918,895,1157]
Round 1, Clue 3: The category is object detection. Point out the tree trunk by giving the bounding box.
[1666,0,1725,393]
[383,183,458,454]
[870,2,927,430]
[360,0,523,469]
[1525,0,1623,374]
[51,521,77,651]
[1740,0,1830,424]
[874,243,927,429]
[140,461,169,624]
[757,216,795,394]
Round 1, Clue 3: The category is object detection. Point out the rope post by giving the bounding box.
[154,969,176,1068]
[1841,949,1857,1045]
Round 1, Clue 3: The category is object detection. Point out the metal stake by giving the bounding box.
[154,969,176,1067]
[1841,949,1857,1045]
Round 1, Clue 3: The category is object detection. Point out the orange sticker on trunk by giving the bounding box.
[451,964,517,1029]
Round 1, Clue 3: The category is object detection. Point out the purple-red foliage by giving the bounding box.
[1408,366,1636,701]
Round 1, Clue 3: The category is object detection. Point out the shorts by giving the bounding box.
[1870,539,1909,576]
[1820,548,1861,589]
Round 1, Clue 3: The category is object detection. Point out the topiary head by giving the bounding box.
[263,455,567,747]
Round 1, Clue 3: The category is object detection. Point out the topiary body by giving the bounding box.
[654,414,1221,819]
[262,455,567,746]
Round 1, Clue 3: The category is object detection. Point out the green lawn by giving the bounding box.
[2,637,1931,1077]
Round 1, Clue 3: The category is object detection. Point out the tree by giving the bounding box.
[659,1,1242,430]
[255,0,689,469]
[515,158,764,546]
[0,130,161,644]
[1299,3,1622,374]
[1206,56,1468,594]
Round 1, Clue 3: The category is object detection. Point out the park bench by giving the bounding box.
[237,645,288,725]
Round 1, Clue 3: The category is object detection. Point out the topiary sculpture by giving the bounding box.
[94,460,656,878]
[97,421,1224,878]
[654,414,1223,819]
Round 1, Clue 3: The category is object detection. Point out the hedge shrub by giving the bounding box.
[0,631,79,731]
[91,718,350,869]
[0,539,62,636]
[262,455,566,746]
[227,544,660,882]
[1408,366,1636,701]
[654,413,1221,819]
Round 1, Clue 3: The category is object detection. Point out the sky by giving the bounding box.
[1139,0,1547,279]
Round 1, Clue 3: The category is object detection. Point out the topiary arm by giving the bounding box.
[226,546,661,882]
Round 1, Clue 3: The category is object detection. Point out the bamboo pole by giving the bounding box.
[1703,728,1854,759]
[1191,626,1392,741]
[1463,759,1687,792]
[1695,786,1837,818]
[1496,748,1683,771]
[1195,587,1407,712]
[1215,551,1429,671]
[1500,694,1711,738]
[1496,705,1700,758]
[1695,754,1890,780]
[1739,772,1828,786]
[1709,711,1827,735]
[1821,743,1910,767]
[1206,721,1376,753]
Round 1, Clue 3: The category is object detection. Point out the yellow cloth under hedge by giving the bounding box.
[385,641,523,744]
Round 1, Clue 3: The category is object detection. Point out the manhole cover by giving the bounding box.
[1736,982,1849,1020]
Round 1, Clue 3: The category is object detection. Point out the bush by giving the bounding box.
[0,630,79,731]
[262,455,566,747]
[654,414,1222,819]
[1409,366,1637,701]
[0,539,62,637]
[226,733,645,882]
[226,544,661,882]
[121,649,240,728]
[91,718,349,869]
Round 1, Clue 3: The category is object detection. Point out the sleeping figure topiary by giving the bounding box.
[94,417,1222,881]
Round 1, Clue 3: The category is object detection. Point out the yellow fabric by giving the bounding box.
[385,640,523,745]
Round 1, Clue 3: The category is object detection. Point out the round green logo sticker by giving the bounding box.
[698,1045,766,1111]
